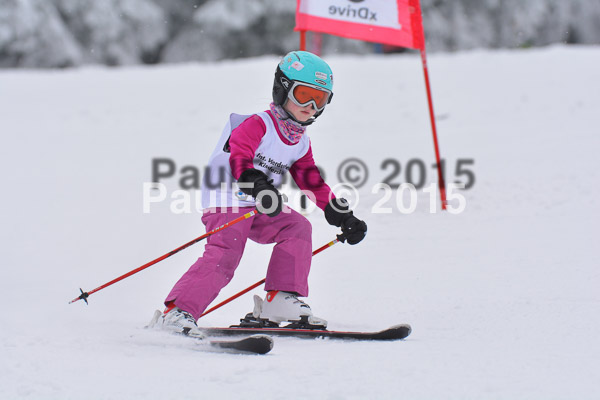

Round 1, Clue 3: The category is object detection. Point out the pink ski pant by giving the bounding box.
[165,206,313,319]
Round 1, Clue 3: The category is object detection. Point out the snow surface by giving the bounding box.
[1,46,599,399]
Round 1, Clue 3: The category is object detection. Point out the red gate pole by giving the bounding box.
[420,47,447,209]
[300,30,307,51]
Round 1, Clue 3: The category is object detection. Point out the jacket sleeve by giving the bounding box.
[289,143,334,211]
[228,114,266,180]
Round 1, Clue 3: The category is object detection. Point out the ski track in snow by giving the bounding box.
[1,45,599,399]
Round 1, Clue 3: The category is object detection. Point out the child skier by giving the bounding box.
[158,51,367,338]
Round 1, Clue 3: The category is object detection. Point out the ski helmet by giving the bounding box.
[272,51,334,125]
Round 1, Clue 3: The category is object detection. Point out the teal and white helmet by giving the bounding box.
[273,51,334,125]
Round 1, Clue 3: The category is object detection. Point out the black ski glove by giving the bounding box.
[238,168,283,217]
[324,198,367,245]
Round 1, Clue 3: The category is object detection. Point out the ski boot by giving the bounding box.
[148,306,206,339]
[235,291,327,330]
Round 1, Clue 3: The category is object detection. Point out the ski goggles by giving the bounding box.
[287,81,332,111]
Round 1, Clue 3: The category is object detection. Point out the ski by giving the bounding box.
[153,330,274,355]
[209,335,274,354]
[201,315,411,341]
[203,325,411,341]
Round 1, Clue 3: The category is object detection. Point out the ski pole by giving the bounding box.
[199,233,346,319]
[69,209,259,305]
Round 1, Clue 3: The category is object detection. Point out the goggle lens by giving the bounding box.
[291,84,331,110]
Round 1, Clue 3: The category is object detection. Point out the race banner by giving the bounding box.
[295,0,425,50]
